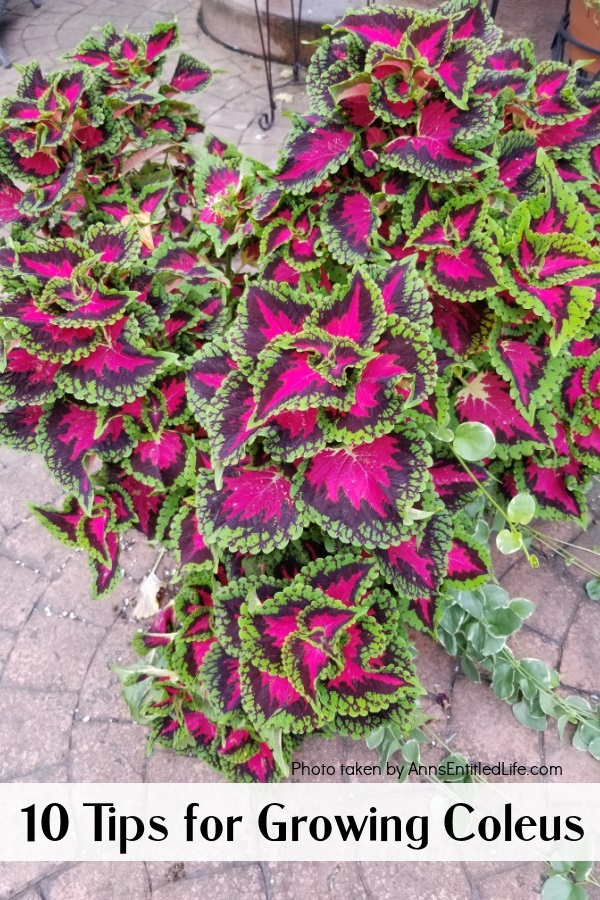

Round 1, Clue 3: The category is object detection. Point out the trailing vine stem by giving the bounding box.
[452,448,540,566]
[452,451,600,579]
[368,721,600,896]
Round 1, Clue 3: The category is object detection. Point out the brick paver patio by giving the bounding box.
[0,0,598,897]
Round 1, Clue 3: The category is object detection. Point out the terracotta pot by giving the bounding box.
[566,0,600,73]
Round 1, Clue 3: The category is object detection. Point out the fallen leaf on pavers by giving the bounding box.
[133,571,164,619]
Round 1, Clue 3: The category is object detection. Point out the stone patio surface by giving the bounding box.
[0,0,598,897]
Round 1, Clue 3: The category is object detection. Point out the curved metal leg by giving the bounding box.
[254,0,276,131]
[31,0,42,8]
[290,0,303,83]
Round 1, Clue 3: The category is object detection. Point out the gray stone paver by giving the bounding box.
[0,0,598,897]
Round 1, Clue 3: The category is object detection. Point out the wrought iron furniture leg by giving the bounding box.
[254,0,277,131]
[490,0,500,19]
[254,0,306,130]
[290,0,303,84]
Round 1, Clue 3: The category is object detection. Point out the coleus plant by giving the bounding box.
[0,1,599,782]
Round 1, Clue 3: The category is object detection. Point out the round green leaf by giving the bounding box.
[366,727,385,750]
[492,662,515,701]
[585,578,600,601]
[520,658,554,688]
[496,529,523,555]
[452,422,496,461]
[454,590,484,618]
[542,875,576,900]
[513,699,547,731]
[401,739,420,764]
[549,862,573,874]
[509,598,536,619]
[481,584,510,609]
[565,695,592,713]
[461,656,481,682]
[507,492,536,525]
[573,861,593,881]
[488,607,523,637]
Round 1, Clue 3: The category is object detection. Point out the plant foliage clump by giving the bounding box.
[0,1,599,781]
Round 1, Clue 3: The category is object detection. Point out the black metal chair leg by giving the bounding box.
[30,0,41,9]
[253,0,276,131]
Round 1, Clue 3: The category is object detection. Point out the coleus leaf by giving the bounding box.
[212,577,282,658]
[239,661,325,733]
[146,21,179,62]
[375,513,452,598]
[239,581,348,676]
[493,132,540,198]
[300,553,377,607]
[444,523,491,589]
[205,370,262,465]
[196,461,303,554]
[228,283,311,367]
[88,528,121,599]
[250,342,350,426]
[371,256,432,326]
[402,594,438,632]
[503,273,595,356]
[403,12,453,69]
[489,332,564,416]
[218,730,293,784]
[321,618,418,717]
[430,457,488,510]
[522,62,586,125]
[50,284,131,329]
[169,53,212,94]
[293,428,430,548]
[333,7,413,49]
[384,97,495,182]
[200,644,243,720]
[321,190,378,264]
[32,495,85,549]
[426,238,502,301]
[0,348,61,405]
[85,222,142,266]
[169,608,215,682]
[187,340,238,422]
[126,431,188,489]
[432,296,492,358]
[61,319,169,405]
[276,124,359,195]
[38,401,132,508]
[570,416,600,469]
[455,371,551,459]
[0,174,29,225]
[10,239,88,281]
[514,457,585,522]
[1,295,99,362]
[0,405,44,451]
[433,38,486,107]
[262,408,327,463]
[307,268,386,348]
[131,607,176,655]
[323,319,437,442]
[78,494,118,565]
[441,0,502,49]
